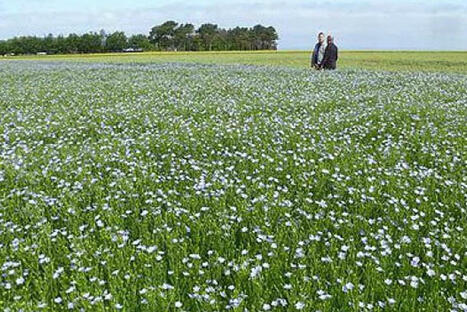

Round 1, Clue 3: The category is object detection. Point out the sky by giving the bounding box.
[0,0,466,50]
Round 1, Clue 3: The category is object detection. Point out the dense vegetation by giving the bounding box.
[7,51,467,73]
[0,21,278,55]
[0,61,465,311]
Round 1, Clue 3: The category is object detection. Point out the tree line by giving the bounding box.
[0,21,278,55]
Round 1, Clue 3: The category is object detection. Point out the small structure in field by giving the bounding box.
[123,48,143,53]
[37,52,47,55]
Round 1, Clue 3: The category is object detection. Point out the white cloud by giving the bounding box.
[0,0,466,50]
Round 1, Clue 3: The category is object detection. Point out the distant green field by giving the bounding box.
[3,50,467,73]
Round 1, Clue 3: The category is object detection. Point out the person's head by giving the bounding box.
[318,32,325,43]
[327,35,334,44]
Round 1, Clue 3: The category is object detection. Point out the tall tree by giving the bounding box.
[78,32,103,53]
[65,34,80,53]
[54,35,67,54]
[212,29,228,51]
[228,27,251,50]
[197,23,219,51]
[0,41,8,55]
[149,21,178,50]
[252,25,267,50]
[128,34,153,51]
[105,31,128,52]
[174,23,195,51]
[0,23,279,55]
[265,26,279,50]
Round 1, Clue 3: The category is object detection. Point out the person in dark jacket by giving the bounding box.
[321,35,338,70]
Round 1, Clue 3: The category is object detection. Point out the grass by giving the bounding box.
[3,50,467,73]
[0,56,466,311]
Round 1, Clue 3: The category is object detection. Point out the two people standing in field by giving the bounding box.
[311,32,338,70]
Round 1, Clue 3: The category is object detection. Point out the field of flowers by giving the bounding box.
[8,50,467,73]
[0,61,466,311]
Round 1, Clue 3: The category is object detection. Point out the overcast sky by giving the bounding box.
[0,0,466,50]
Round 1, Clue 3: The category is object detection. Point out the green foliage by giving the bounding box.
[197,23,219,51]
[149,20,179,50]
[0,21,278,55]
[105,32,128,52]
[77,32,104,53]
[174,24,195,51]
[0,61,465,311]
[128,34,153,51]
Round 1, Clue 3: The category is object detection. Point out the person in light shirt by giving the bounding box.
[311,32,326,69]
